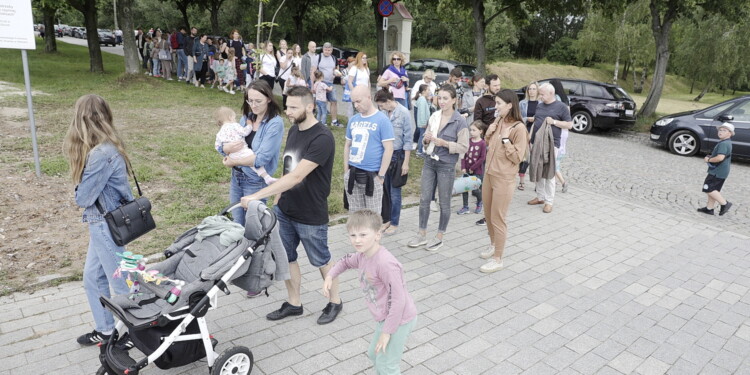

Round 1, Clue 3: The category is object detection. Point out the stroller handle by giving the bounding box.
[220,203,243,216]
[220,202,276,234]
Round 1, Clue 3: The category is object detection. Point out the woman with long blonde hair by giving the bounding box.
[63,94,134,346]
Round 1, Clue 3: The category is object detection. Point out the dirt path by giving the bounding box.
[0,81,87,295]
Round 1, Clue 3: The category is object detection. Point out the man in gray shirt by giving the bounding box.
[300,41,316,89]
[313,42,342,126]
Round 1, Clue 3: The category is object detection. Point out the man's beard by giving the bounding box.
[292,111,307,125]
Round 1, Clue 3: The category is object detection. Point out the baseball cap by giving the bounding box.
[717,122,735,135]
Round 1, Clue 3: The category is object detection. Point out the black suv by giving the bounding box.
[517,78,637,134]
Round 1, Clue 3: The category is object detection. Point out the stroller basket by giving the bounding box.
[97,202,279,375]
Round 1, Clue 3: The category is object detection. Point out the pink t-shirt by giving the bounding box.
[381,69,406,99]
[329,246,417,334]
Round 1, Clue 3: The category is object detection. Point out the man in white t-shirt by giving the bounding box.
[312,42,342,126]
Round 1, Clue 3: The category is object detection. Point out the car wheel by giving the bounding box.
[667,130,699,156]
[571,111,593,134]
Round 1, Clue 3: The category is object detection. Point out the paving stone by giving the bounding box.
[636,356,671,375]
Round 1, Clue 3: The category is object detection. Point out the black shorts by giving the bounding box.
[702,174,725,193]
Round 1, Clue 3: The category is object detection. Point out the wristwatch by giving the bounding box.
[378,175,385,179]
[502,138,511,144]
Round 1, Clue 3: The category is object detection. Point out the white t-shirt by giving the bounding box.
[412,79,437,97]
[278,53,292,80]
[260,53,276,77]
[348,67,370,88]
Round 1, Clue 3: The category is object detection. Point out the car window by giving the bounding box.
[584,83,614,99]
[727,100,750,122]
[405,61,424,72]
[457,65,476,77]
[561,81,583,96]
[423,60,440,71]
[612,87,632,100]
[701,102,736,118]
[435,62,450,74]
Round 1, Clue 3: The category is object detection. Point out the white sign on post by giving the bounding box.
[0,0,36,50]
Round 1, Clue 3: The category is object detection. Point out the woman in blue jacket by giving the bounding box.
[63,94,133,346]
[222,80,284,225]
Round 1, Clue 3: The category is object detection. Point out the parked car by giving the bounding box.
[314,46,359,70]
[73,27,87,39]
[98,29,116,46]
[650,95,750,158]
[53,24,64,37]
[403,59,476,88]
[62,25,75,37]
[516,78,637,134]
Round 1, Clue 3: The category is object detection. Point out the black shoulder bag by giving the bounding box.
[96,166,156,246]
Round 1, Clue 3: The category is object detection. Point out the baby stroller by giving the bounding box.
[96,201,286,375]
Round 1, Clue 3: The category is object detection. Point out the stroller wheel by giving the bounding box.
[212,346,253,375]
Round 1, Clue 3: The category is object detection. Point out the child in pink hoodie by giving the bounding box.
[324,210,417,374]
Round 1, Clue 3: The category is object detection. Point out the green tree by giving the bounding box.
[67,0,104,72]
[35,0,68,53]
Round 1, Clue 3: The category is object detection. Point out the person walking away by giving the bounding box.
[323,210,417,374]
[374,90,414,236]
[697,123,734,216]
[313,71,332,125]
[517,81,539,191]
[63,95,134,345]
[479,89,528,273]
[457,121,487,216]
[407,84,468,252]
[312,42,343,126]
[344,86,395,213]
[527,83,572,213]
[240,86,343,324]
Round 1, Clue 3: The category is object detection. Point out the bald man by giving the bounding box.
[301,41,317,88]
[344,86,394,213]
[528,83,573,213]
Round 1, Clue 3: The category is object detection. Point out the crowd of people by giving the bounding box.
[68,29,590,372]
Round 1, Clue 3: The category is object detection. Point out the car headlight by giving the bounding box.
[654,118,673,126]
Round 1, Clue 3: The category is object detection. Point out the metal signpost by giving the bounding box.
[0,0,41,177]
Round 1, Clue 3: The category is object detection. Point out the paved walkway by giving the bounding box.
[1,181,749,374]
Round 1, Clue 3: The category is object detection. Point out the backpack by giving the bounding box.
[170,33,178,49]
[317,53,337,71]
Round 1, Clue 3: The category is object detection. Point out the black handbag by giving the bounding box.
[96,166,155,246]
[388,152,409,188]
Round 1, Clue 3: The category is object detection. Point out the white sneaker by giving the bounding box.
[430,200,439,212]
[480,245,495,259]
[407,235,427,248]
[480,258,504,273]
[222,87,229,93]
[425,237,443,252]
[229,90,235,95]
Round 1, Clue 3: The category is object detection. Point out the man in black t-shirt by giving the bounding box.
[241,86,342,325]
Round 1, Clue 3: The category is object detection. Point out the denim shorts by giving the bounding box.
[324,81,337,102]
[274,206,331,267]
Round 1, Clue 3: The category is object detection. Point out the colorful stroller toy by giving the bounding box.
[95,201,288,375]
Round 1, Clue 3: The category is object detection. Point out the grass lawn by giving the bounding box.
[0,39,426,259]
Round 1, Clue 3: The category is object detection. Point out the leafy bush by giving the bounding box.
[545,37,578,65]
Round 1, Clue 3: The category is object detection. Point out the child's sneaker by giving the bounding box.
[697,207,714,215]
[457,206,470,215]
[719,202,733,216]
[475,202,483,214]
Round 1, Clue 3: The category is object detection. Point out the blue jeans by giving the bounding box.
[229,168,267,226]
[83,221,130,333]
[176,49,187,78]
[316,100,328,124]
[384,150,405,226]
[274,206,331,267]
[419,158,455,233]
[152,58,160,76]
[415,127,426,154]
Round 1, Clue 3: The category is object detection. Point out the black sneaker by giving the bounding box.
[697,207,714,215]
[719,202,733,216]
[115,333,134,350]
[266,302,303,321]
[476,218,486,226]
[76,330,110,346]
[317,301,343,325]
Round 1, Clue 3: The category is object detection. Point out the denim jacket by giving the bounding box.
[382,102,414,151]
[75,143,134,223]
[238,114,284,174]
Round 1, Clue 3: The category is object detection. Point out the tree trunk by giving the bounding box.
[471,0,487,75]
[210,3,220,35]
[42,6,57,53]
[693,81,711,101]
[117,0,140,74]
[73,0,105,73]
[373,0,385,75]
[639,66,647,92]
[632,59,642,93]
[292,12,305,46]
[690,77,695,94]
[638,0,674,118]
[179,5,190,31]
[266,0,287,42]
[622,59,629,80]
[613,50,620,85]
